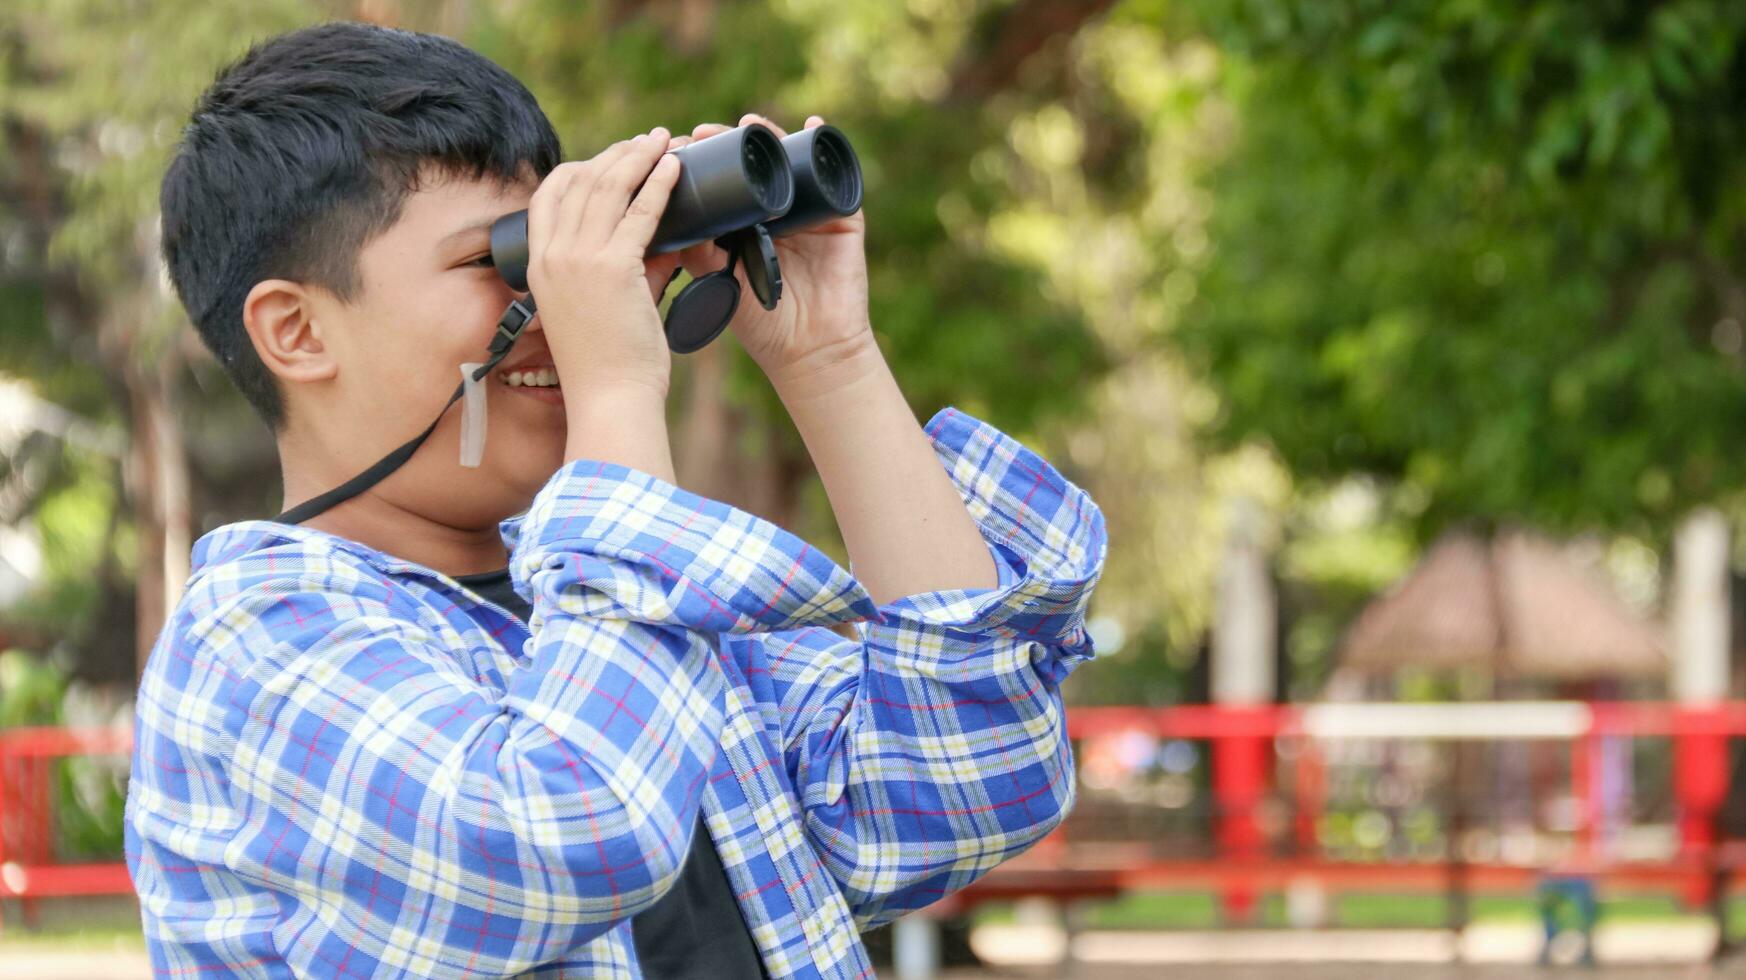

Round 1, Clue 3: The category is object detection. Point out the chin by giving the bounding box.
[485,425,565,476]
[501,454,566,502]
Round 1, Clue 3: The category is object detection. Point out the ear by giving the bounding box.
[242,279,337,385]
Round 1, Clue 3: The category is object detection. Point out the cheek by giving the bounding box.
[340,306,492,422]
[418,277,507,356]
[389,277,516,390]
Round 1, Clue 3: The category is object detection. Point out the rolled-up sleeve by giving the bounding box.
[726,407,1107,927]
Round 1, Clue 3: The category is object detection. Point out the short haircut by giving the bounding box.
[159,21,562,428]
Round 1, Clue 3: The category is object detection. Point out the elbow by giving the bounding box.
[484,817,693,941]
[614,834,688,918]
[1026,770,1076,845]
[562,828,690,922]
[1006,734,1079,851]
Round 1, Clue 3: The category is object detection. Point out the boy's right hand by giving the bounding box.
[525,126,682,399]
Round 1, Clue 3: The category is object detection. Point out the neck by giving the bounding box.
[279,446,509,579]
[302,496,508,578]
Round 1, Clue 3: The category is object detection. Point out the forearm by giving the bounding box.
[770,337,996,605]
[564,383,676,483]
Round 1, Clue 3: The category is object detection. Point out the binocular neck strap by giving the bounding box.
[274,297,539,526]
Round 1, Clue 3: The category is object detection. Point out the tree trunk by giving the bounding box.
[674,344,813,536]
[126,371,190,678]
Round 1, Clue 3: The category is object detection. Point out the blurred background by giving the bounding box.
[3,0,1746,977]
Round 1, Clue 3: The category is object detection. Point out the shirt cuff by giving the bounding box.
[876,407,1108,654]
[506,459,879,634]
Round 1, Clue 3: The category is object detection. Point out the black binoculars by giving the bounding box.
[487,122,863,353]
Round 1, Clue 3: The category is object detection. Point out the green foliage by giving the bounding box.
[0,648,62,726]
[8,452,117,634]
[1179,0,1746,539]
[1278,484,1417,697]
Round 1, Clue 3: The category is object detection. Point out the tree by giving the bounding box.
[0,0,327,681]
[1177,0,1746,540]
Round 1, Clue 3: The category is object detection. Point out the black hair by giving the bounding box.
[160,21,562,429]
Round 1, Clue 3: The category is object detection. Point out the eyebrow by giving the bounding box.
[437,216,499,251]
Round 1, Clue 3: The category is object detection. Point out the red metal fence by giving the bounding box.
[953,701,1746,926]
[5,701,1746,931]
[0,725,132,928]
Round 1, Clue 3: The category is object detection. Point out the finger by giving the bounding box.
[690,122,732,141]
[740,112,786,138]
[609,152,683,257]
[740,112,788,139]
[526,160,590,277]
[805,115,824,129]
[551,134,645,249]
[577,128,670,246]
[550,162,603,253]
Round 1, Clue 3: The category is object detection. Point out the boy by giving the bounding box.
[127,20,1105,979]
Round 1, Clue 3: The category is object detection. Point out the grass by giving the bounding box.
[0,925,145,949]
[974,891,1732,931]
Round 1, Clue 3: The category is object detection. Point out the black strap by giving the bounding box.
[274,298,538,525]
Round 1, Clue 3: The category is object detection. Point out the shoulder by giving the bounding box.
[168,521,414,676]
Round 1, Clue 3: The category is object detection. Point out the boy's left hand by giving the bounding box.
[667,114,875,387]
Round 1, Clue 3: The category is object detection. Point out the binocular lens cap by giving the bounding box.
[664,271,740,353]
[739,224,782,311]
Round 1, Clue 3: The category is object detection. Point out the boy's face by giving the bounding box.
[293,166,566,531]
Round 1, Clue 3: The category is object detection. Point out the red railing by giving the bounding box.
[7,702,1746,929]
[944,702,1746,921]
[0,725,133,928]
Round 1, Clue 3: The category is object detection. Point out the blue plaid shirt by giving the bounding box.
[126,408,1106,978]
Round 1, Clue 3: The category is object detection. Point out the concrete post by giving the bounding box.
[1670,509,1731,899]
[1211,496,1277,922]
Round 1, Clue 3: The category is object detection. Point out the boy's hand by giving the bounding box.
[669,114,876,391]
[526,126,683,398]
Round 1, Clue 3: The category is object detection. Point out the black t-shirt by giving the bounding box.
[454,568,767,979]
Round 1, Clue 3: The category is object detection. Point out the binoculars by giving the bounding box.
[487,122,863,352]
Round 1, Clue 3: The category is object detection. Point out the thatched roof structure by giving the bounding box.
[1339,531,1666,680]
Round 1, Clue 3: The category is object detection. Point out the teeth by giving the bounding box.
[501,368,560,388]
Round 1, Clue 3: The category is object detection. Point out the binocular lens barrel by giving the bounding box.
[649,123,794,254]
[488,122,863,293]
[764,125,863,237]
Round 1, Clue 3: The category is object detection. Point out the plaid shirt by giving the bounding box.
[126,407,1105,978]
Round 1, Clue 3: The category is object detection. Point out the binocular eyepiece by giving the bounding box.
[488,123,863,352]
